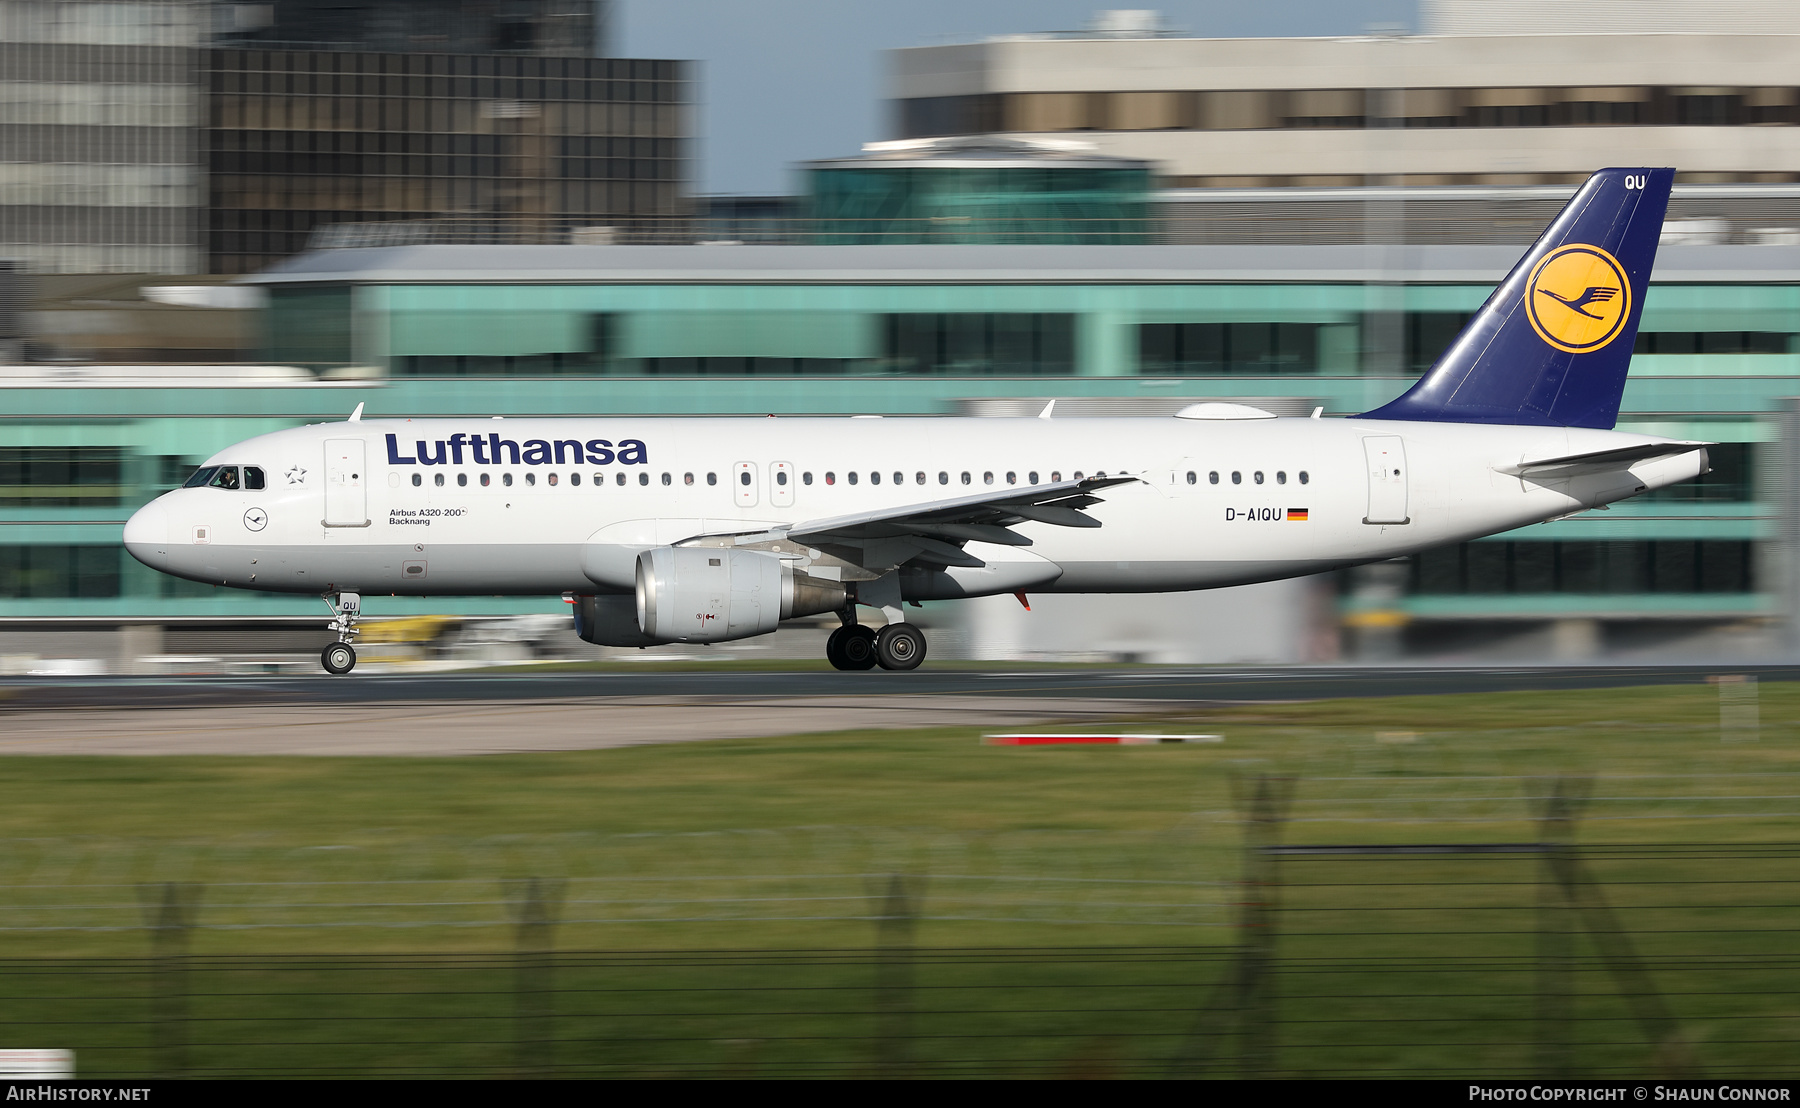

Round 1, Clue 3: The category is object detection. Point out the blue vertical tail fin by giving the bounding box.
[1359,167,1673,429]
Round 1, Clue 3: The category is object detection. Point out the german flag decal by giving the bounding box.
[1287,508,1309,521]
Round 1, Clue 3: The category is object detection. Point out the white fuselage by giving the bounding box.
[122,415,1705,600]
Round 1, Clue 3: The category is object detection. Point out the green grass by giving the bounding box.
[0,680,1795,1076]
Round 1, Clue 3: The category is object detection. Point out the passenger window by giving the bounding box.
[638,472,648,486]
[825,471,836,485]
[1254,471,1264,485]
[684,472,695,486]
[1209,471,1219,485]
[1186,471,1196,485]
[549,472,559,486]
[848,472,859,485]
[662,472,672,486]
[412,473,423,487]
[593,473,603,486]
[571,473,581,486]
[525,473,536,486]
[1051,471,1061,482]
[1299,471,1310,485]
[707,472,717,486]
[183,466,219,489]
[803,472,813,485]
[961,472,971,485]
[243,466,265,490]
[1231,471,1242,485]
[870,472,880,485]
[209,466,241,490]
[457,473,468,487]
[1073,471,1084,480]
[503,473,513,487]
[1006,472,1016,485]
[894,471,904,485]
[983,472,994,485]
[739,471,751,486]
[938,472,948,485]
[916,472,926,485]
[615,472,625,486]
[1028,471,1039,484]
[1276,471,1286,485]
[435,473,445,487]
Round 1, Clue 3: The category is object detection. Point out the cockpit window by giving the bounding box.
[243,466,265,490]
[208,466,240,490]
[183,466,218,488]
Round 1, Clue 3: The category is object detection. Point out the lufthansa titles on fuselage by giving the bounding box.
[385,432,648,468]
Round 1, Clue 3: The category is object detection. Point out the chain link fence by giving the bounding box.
[0,773,1792,1077]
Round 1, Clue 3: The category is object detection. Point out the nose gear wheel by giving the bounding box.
[321,641,356,675]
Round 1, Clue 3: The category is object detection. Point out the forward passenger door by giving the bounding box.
[324,438,369,527]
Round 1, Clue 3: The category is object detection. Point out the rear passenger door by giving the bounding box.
[1362,436,1409,525]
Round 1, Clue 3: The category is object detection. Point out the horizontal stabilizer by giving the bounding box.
[1498,441,1711,478]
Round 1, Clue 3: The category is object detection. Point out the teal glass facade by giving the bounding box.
[5,246,1793,629]
[807,165,1154,244]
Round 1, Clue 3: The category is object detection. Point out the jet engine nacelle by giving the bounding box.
[634,546,847,644]
[571,593,659,648]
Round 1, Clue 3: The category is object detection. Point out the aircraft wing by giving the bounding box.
[1498,441,1711,479]
[781,475,1138,573]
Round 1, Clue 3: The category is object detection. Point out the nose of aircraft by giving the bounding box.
[123,497,170,570]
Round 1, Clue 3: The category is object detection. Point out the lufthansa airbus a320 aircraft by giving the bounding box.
[125,167,1703,675]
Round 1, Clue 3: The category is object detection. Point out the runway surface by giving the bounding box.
[0,664,1790,756]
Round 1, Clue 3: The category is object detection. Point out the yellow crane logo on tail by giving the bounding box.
[1525,243,1632,354]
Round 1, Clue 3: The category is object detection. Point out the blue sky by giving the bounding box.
[618,1,1420,195]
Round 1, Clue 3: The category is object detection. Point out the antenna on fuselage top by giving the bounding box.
[1038,399,1055,419]
[348,402,364,422]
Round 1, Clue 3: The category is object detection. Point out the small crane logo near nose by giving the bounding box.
[244,508,268,532]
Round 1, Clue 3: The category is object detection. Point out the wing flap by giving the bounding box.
[787,475,1135,546]
[663,476,1137,580]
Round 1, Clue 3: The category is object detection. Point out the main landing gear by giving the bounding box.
[826,611,927,672]
[321,591,361,675]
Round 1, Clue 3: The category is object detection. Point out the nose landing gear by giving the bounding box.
[321,591,361,675]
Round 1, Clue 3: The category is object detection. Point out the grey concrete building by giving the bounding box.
[0,0,207,274]
[888,2,1800,188]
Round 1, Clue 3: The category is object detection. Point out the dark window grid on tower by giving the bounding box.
[204,51,689,273]
[902,86,1800,140]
